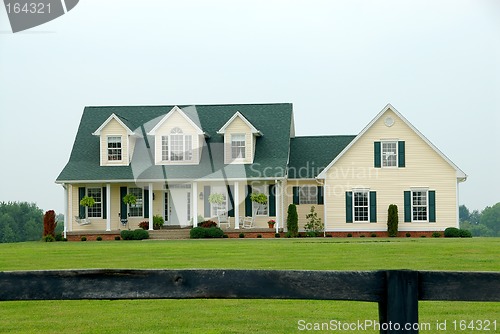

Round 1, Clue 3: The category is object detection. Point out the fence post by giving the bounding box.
[378,270,419,334]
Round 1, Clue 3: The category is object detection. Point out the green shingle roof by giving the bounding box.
[288,136,356,178]
[56,104,293,182]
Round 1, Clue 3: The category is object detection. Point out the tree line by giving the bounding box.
[0,202,63,243]
[459,203,500,237]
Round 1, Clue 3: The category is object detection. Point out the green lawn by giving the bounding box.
[0,238,498,333]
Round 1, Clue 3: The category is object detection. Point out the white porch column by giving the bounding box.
[106,183,111,231]
[234,181,240,229]
[192,181,198,227]
[63,184,68,239]
[148,183,154,230]
[68,184,73,232]
[275,180,280,233]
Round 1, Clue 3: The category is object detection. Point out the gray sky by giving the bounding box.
[0,0,499,214]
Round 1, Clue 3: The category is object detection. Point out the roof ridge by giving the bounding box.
[292,135,356,138]
[84,102,292,109]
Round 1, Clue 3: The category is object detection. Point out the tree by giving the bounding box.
[43,210,57,238]
[0,202,43,243]
[459,205,470,223]
[304,206,323,237]
[387,204,399,237]
[480,203,500,236]
[286,204,298,237]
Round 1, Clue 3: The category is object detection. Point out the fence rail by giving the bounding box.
[1,269,499,333]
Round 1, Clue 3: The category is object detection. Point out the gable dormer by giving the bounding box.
[148,106,205,165]
[217,111,262,164]
[92,113,135,166]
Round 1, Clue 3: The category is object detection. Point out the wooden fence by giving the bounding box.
[1,269,499,333]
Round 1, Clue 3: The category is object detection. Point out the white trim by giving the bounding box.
[63,184,68,238]
[352,189,370,223]
[68,184,73,232]
[381,140,398,168]
[216,111,262,136]
[456,180,460,228]
[147,106,205,136]
[317,104,467,180]
[323,179,327,237]
[92,113,135,136]
[148,183,153,230]
[410,189,429,223]
[56,176,287,184]
[106,184,111,231]
[234,181,240,229]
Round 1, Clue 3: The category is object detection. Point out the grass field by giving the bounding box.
[0,238,498,333]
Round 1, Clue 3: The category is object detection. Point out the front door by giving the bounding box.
[165,185,191,226]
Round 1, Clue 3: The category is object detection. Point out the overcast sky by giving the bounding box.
[0,0,499,214]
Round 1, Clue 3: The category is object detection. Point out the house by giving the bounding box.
[56,103,466,237]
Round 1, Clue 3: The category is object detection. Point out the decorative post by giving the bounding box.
[234,181,240,229]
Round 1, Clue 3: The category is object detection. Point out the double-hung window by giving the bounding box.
[161,127,193,162]
[107,136,122,161]
[299,186,317,205]
[231,134,246,159]
[87,188,102,218]
[382,141,397,167]
[412,190,428,222]
[353,190,369,222]
[128,187,143,217]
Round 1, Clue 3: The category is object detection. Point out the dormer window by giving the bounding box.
[231,134,246,159]
[107,136,122,161]
[161,127,193,162]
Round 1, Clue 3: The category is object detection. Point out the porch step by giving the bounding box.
[148,229,191,240]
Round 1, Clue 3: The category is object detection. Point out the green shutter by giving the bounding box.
[204,186,211,217]
[120,187,128,219]
[78,187,86,219]
[398,141,406,167]
[144,189,149,218]
[317,186,324,205]
[102,187,107,219]
[268,184,276,217]
[429,191,436,222]
[369,191,377,223]
[227,185,235,217]
[245,185,252,217]
[345,192,353,223]
[292,187,299,205]
[404,191,411,222]
[374,142,381,168]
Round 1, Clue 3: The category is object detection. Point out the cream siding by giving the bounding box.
[99,119,130,166]
[153,110,201,165]
[284,180,325,231]
[324,109,458,232]
[224,117,254,164]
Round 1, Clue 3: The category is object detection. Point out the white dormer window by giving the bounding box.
[107,136,122,161]
[161,127,193,162]
[231,134,246,159]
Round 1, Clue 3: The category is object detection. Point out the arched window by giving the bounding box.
[161,128,193,162]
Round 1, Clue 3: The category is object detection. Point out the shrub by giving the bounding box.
[63,238,68,242]
[274,233,281,238]
[153,215,164,230]
[43,210,57,239]
[347,233,352,237]
[114,236,121,241]
[120,229,149,240]
[325,234,333,238]
[432,232,441,238]
[444,227,461,238]
[81,236,87,241]
[189,227,224,239]
[96,236,103,241]
[223,234,229,238]
[55,233,63,241]
[459,229,472,238]
[420,235,427,238]
[43,235,55,242]
[360,234,365,238]
[198,220,217,228]
[371,233,377,238]
[257,234,262,238]
[406,232,411,238]
[285,232,293,238]
[139,221,149,230]
[286,204,298,237]
[304,206,323,237]
[239,233,245,238]
[387,204,399,237]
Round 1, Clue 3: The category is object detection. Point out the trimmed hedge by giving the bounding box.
[444,227,472,238]
[189,227,224,239]
[120,229,149,240]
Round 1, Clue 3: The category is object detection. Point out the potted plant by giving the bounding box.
[208,193,225,206]
[267,219,276,228]
[250,192,268,216]
[123,193,137,206]
[79,196,95,208]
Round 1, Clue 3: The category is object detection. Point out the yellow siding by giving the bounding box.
[324,109,458,232]
[224,117,254,164]
[284,180,325,231]
[153,110,201,165]
[100,119,129,166]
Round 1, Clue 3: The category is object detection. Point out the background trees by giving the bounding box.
[0,202,44,243]
[459,203,500,237]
